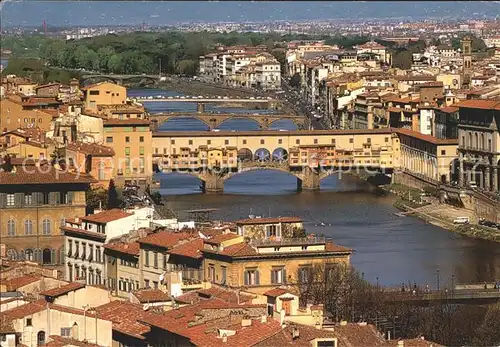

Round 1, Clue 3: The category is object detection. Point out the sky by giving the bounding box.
[0,1,499,27]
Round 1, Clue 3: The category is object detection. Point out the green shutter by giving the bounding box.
[68,191,74,204]
[0,193,6,208]
[55,192,61,205]
[15,193,23,207]
[35,192,44,206]
[49,192,56,205]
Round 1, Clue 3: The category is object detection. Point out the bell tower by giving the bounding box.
[461,36,472,87]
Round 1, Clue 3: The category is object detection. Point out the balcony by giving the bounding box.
[250,236,326,247]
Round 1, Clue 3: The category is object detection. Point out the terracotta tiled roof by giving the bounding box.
[254,323,341,347]
[81,209,132,224]
[176,287,255,305]
[203,233,240,245]
[132,289,170,303]
[211,242,258,257]
[384,338,444,347]
[104,241,140,256]
[103,119,150,126]
[263,288,293,298]
[2,275,41,291]
[96,300,150,339]
[138,231,195,249]
[332,323,387,347]
[1,299,98,322]
[455,99,500,110]
[395,128,459,146]
[325,242,353,253]
[42,335,99,347]
[438,106,459,113]
[0,167,97,185]
[66,142,115,156]
[168,238,204,259]
[61,226,107,240]
[0,319,15,334]
[40,282,85,297]
[234,217,303,225]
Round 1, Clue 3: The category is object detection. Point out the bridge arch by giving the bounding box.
[80,75,119,85]
[154,116,211,130]
[268,118,302,130]
[254,148,271,162]
[237,148,253,162]
[272,148,288,162]
[217,116,263,130]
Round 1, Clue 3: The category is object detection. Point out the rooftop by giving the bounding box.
[138,231,195,249]
[234,216,303,225]
[66,142,115,156]
[132,288,170,303]
[1,275,41,291]
[103,240,140,256]
[0,167,97,185]
[96,300,150,339]
[81,209,133,224]
[395,128,459,146]
[455,99,500,110]
[40,282,86,297]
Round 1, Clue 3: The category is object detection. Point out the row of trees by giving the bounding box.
[296,264,500,346]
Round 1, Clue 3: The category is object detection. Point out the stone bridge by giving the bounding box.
[149,112,306,130]
[80,74,159,85]
[155,160,390,193]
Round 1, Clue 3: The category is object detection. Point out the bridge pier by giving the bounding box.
[297,167,320,192]
[200,171,224,193]
[197,103,205,113]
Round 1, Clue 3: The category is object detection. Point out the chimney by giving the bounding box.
[241,318,252,327]
[340,320,347,326]
[292,327,300,340]
[74,217,79,223]
[397,340,404,347]
[260,315,267,323]
[222,334,228,343]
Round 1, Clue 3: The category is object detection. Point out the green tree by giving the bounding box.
[74,45,90,68]
[96,46,115,72]
[107,179,120,209]
[392,49,412,69]
[289,73,301,88]
[85,187,107,214]
[107,54,123,73]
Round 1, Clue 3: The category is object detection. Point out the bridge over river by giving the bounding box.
[149,112,306,130]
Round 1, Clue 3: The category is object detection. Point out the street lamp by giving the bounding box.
[436,269,440,291]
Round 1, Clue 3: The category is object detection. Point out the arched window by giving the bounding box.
[468,133,473,148]
[480,134,485,150]
[25,248,34,261]
[24,220,33,235]
[98,161,106,180]
[34,249,42,263]
[42,219,51,235]
[7,220,15,236]
[475,133,478,149]
[59,247,65,265]
[6,249,17,260]
[37,331,46,345]
[43,248,52,265]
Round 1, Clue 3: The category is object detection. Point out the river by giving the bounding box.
[130,88,500,288]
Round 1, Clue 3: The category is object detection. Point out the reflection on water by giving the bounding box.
[135,88,500,287]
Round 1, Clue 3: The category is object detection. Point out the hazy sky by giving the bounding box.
[1,1,499,27]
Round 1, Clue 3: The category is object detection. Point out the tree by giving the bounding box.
[392,49,412,70]
[289,73,301,88]
[107,179,120,209]
[85,187,107,214]
[97,46,115,72]
[472,304,500,346]
[107,54,123,73]
[0,155,13,172]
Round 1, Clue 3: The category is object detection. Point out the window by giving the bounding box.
[221,266,227,284]
[144,279,150,288]
[144,250,150,267]
[24,220,33,235]
[349,138,354,144]
[266,225,279,238]
[171,140,175,145]
[153,252,158,268]
[488,139,492,151]
[7,220,15,236]
[298,266,312,283]
[207,140,211,145]
[243,139,247,145]
[6,194,14,207]
[296,139,300,145]
[89,90,100,95]
[314,139,318,144]
[125,136,130,143]
[139,147,145,155]
[271,267,286,284]
[26,318,33,327]
[278,139,282,144]
[61,328,71,337]
[317,340,336,347]
[244,268,259,286]
[81,243,86,260]
[43,192,49,205]
[96,246,101,262]
[153,281,159,289]
[106,136,113,143]
[385,137,389,143]
[42,219,51,235]
[125,147,130,155]
[441,150,446,155]
[24,193,33,206]
[208,264,216,281]
[260,139,265,145]
[139,136,144,142]
[163,253,168,270]
[366,138,371,143]
[67,240,73,257]
[189,140,193,145]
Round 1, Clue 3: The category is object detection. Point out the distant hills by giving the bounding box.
[1,1,499,27]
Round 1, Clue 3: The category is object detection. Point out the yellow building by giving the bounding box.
[82,82,126,111]
[0,166,95,267]
[202,236,352,294]
[0,97,57,132]
[103,118,152,187]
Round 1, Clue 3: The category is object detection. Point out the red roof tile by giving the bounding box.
[2,275,41,291]
[395,128,459,145]
[0,167,97,185]
[204,233,240,245]
[263,288,293,298]
[40,282,85,297]
[66,142,115,156]
[42,335,99,347]
[61,226,107,240]
[212,242,258,257]
[455,99,500,110]
[138,231,195,249]
[384,338,444,347]
[438,106,459,113]
[132,289,170,303]
[234,217,303,225]
[96,301,150,339]
[176,287,255,305]
[81,209,132,224]
[104,241,140,256]
[168,238,204,259]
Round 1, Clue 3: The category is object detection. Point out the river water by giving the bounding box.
[130,88,500,287]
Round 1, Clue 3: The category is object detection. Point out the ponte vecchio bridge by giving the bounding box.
[149,112,306,130]
[152,129,403,193]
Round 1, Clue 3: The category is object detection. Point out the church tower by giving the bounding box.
[461,36,472,87]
